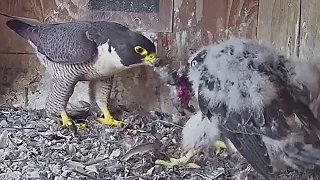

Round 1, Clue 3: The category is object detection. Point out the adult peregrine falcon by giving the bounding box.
[158,38,320,179]
[4,13,158,128]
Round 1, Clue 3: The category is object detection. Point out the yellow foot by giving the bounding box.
[155,149,200,168]
[97,106,127,126]
[60,111,86,129]
[214,140,227,155]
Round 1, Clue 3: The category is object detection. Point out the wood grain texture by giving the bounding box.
[0,54,43,106]
[0,0,43,53]
[41,0,80,22]
[257,0,301,57]
[299,0,320,60]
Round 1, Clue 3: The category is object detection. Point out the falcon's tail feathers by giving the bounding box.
[6,19,38,42]
[284,142,320,169]
[1,12,45,26]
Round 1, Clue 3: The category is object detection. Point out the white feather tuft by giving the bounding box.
[182,111,221,150]
[287,56,320,98]
[286,56,320,119]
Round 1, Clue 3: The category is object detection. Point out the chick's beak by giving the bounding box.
[142,53,158,66]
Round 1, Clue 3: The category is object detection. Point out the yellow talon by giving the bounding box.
[60,110,86,129]
[155,149,200,168]
[97,106,126,126]
[60,110,73,127]
[214,140,227,155]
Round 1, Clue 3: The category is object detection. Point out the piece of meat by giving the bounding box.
[154,64,195,116]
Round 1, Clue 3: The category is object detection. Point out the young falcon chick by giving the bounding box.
[186,37,320,179]
[3,13,157,129]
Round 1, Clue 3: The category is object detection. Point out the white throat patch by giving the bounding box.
[93,42,128,76]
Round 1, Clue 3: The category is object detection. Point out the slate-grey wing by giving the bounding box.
[36,22,100,64]
[6,19,99,64]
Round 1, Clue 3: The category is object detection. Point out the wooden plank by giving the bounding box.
[257,0,301,57]
[299,0,320,60]
[201,0,259,41]
[165,0,258,61]
[41,0,80,22]
[0,54,43,106]
[0,0,43,53]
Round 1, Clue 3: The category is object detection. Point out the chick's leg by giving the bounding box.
[89,77,126,126]
[46,78,85,129]
[214,140,227,154]
[155,141,227,168]
[155,149,200,168]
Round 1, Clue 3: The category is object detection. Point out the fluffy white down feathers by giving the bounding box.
[182,111,220,150]
[188,38,278,114]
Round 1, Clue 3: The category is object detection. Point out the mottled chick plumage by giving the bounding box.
[4,13,157,128]
[188,37,320,179]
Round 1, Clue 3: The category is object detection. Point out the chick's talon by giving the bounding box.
[155,159,200,169]
[155,149,200,168]
[214,140,227,155]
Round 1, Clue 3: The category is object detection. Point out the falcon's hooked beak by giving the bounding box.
[142,52,158,66]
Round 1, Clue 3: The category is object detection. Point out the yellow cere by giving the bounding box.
[143,53,156,64]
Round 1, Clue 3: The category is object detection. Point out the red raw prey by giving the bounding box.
[176,75,192,103]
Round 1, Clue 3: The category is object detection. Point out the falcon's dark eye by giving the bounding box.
[134,46,147,55]
[136,47,143,53]
[190,60,198,68]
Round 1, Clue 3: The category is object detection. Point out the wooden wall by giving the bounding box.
[0,0,44,106]
[0,0,258,113]
[257,0,320,63]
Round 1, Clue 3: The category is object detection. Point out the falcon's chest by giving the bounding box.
[92,43,127,76]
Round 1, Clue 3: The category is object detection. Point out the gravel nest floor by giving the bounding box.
[0,103,318,180]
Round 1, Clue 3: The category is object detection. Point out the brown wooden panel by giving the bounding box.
[257,0,301,57]
[161,0,258,63]
[41,0,81,22]
[300,0,320,60]
[0,0,43,53]
[0,54,43,106]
